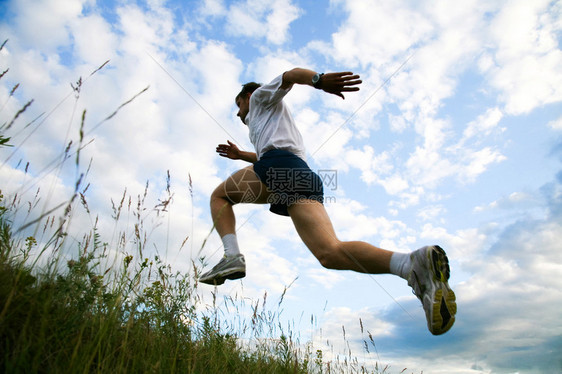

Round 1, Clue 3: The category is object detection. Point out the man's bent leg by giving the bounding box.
[210,165,271,237]
[288,200,393,274]
[202,166,271,285]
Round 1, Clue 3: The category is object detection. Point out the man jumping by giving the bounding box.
[199,68,457,335]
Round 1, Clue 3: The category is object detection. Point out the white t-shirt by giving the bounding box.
[246,74,307,161]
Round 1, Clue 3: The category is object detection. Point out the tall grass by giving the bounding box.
[0,40,409,373]
[0,191,318,373]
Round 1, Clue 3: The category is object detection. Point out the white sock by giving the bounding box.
[389,252,412,280]
[222,233,240,257]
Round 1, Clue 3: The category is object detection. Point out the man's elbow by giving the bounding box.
[281,68,308,89]
[281,69,298,88]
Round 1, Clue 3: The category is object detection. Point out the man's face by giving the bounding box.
[236,94,250,125]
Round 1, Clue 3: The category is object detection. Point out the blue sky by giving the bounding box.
[1,0,562,373]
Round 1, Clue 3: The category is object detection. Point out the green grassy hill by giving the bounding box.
[0,195,315,373]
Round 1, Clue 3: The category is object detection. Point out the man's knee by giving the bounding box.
[211,183,224,199]
[210,183,233,207]
[315,242,345,270]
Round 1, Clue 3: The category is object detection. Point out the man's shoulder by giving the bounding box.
[252,74,288,106]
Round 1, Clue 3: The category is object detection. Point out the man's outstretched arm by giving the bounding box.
[216,140,258,163]
[281,68,362,99]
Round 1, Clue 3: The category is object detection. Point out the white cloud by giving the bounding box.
[547,116,562,130]
[200,0,227,17]
[70,12,118,64]
[419,223,488,262]
[473,191,537,212]
[267,0,302,44]
[405,146,455,189]
[483,0,562,115]
[461,107,504,141]
[302,112,355,169]
[417,204,446,222]
[329,0,434,67]
[462,147,506,182]
[313,1,539,218]
[326,198,414,251]
[454,217,562,369]
[225,0,301,45]
[388,113,408,133]
[379,174,409,195]
[343,145,394,186]
[388,187,424,210]
[248,51,311,99]
[7,0,86,51]
[306,268,345,289]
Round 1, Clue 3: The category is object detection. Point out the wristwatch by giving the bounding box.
[312,73,324,89]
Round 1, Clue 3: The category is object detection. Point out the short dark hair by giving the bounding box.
[235,82,261,102]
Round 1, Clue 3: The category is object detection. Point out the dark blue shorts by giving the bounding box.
[253,149,324,216]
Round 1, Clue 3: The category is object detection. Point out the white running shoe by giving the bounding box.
[408,245,457,335]
[199,254,246,286]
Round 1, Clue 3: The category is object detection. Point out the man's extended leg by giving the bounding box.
[288,200,456,335]
[201,165,271,285]
[288,200,393,273]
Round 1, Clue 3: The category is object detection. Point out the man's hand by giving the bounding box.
[216,140,257,163]
[216,140,242,159]
[318,72,362,99]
